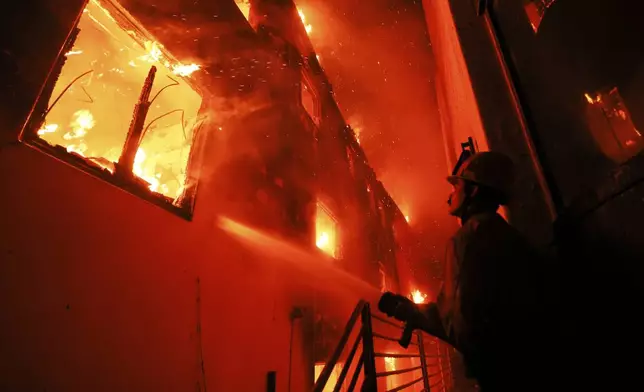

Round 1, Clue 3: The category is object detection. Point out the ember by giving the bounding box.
[36,0,204,202]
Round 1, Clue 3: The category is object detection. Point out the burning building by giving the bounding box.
[0,0,424,390]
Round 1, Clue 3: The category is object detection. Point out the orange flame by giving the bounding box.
[316,203,338,258]
[298,9,312,34]
[411,290,427,304]
[36,0,203,202]
[235,0,251,21]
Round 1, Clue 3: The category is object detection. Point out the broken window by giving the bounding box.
[584,87,643,163]
[315,202,339,258]
[302,80,320,126]
[25,0,206,214]
[524,0,556,32]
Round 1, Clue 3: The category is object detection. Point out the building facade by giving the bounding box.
[0,0,420,390]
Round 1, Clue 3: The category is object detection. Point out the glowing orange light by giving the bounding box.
[316,232,330,249]
[298,9,312,34]
[36,0,203,203]
[411,290,427,304]
[316,203,338,258]
[235,0,251,21]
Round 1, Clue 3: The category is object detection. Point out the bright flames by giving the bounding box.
[36,0,204,203]
[316,203,338,258]
[235,0,251,21]
[411,290,427,304]
[298,9,313,34]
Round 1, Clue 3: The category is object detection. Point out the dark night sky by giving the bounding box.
[297,0,457,273]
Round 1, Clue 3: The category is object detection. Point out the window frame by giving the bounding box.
[300,70,321,127]
[315,200,341,259]
[17,0,210,221]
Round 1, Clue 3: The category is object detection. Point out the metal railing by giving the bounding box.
[313,301,454,392]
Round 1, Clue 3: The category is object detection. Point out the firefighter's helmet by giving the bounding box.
[447,151,516,204]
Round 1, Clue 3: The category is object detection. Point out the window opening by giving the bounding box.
[26,0,205,211]
[315,202,339,258]
[584,87,643,163]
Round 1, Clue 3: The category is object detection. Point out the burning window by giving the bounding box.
[302,80,320,126]
[584,87,643,163]
[26,0,205,212]
[524,0,556,32]
[315,202,339,258]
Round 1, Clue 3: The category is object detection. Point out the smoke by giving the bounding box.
[301,0,458,271]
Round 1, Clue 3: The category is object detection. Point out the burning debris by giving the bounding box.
[34,0,204,204]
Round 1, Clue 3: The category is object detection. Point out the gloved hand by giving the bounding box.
[378,292,452,347]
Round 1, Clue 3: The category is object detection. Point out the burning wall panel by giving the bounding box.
[31,0,204,206]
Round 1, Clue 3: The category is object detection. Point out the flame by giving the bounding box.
[235,0,251,21]
[172,63,201,77]
[61,109,95,157]
[133,148,161,192]
[37,123,59,136]
[140,40,163,63]
[585,93,602,105]
[400,206,410,223]
[316,232,330,249]
[316,203,338,258]
[35,0,203,202]
[298,9,312,34]
[411,290,427,304]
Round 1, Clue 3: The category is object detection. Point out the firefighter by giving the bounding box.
[426,151,552,390]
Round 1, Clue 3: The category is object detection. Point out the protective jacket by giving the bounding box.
[432,211,551,389]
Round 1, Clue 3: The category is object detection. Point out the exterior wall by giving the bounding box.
[0,145,311,392]
[422,0,555,246]
[424,0,644,388]
[0,0,417,390]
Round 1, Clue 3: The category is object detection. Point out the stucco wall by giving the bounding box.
[0,143,330,391]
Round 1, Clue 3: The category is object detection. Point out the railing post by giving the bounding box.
[437,342,445,391]
[445,346,454,391]
[360,303,377,392]
[417,332,431,391]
